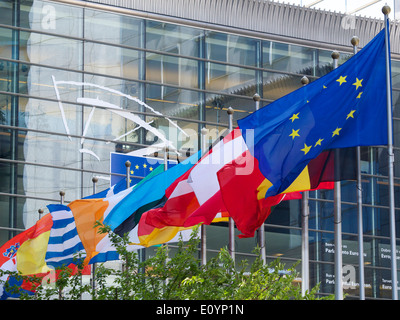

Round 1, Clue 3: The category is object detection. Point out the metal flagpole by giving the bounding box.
[91,176,98,296]
[227,107,235,263]
[200,127,208,265]
[332,50,343,300]
[60,190,65,205]
[38,208,43,220]
[253,93,266,265]
[125,161,131,189]
[59,190,65,300]
[351,35,366,300]
[300,76,310,296]
[382,5,398,300]
[122,161,131,275]
[163,144,170,284]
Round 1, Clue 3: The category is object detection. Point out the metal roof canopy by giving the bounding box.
[54,0,400,57]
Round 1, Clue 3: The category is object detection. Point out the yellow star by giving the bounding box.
[336,76,347,86]
[352,78,363,90]
[135,165,139,169]
[346,110,356,119]
[130,170,134,175]
[323,85,327,89]
[301,143,312,155]
[332,127,342,137]
[314,138,324,147]
[143,163,147,168]
[289,113,300,122]
[149,167,153,171]
[356,92,363,99]
[289,129,300,140]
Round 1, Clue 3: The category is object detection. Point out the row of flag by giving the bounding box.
[0,26,390,299]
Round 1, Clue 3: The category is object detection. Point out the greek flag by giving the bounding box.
[45,204,86,267]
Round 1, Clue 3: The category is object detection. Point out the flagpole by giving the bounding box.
[163,145,170,281]
[227,107,235,263]
[200,127,208,265]
[125,161,131,189]
[332,50,343,300]
[91,176,98,296]
[382,5,398,300]
[59,190,65,300]
[351,35,365,300]
[254,93,266,265]
[300,76,310,296]
[122,161,131,276]
[60,190,65,205]
[38,208,43,220]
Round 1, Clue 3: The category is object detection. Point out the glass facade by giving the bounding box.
[1,0,400,299]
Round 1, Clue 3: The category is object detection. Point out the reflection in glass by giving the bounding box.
[146,53,198,89]
[206,62,255,92]
[27,32,82,70]
[206,32,257,67]
[146,21,201,58]
[85,8,140,47]
[84,43,139,79]
[263,71,303,101]
[27,0,83,38]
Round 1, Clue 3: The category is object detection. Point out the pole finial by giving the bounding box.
[253,93,261,102]
[59,190,65,196]
[125,160,131,168]
[382,5,391,15]
[331,51,340,60]
[227,107,234,115]
[92,176,98,183]
[301,76,309,85]
[351,36,359,47]
[201,127,208,135]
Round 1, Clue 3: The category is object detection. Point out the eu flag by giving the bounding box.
[238,28,389,198]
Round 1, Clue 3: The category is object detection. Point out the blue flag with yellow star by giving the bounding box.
[238,28,390,198]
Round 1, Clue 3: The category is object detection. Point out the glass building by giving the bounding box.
[1,0,400,299]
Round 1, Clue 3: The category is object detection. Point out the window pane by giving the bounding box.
[205,93,253,128]
[85,8,141,47]
[146,53,198,89]
[84,42,139,79]
[206,63,255,92]
[0,27,13,59]
[146,84,200,121]
[146,21,202,58]
[27,0,83,38]
[263,71,303,101]
[206,32,257,67]
[26,31,82,70]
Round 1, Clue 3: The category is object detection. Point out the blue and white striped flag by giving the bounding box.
[45,204,86,267]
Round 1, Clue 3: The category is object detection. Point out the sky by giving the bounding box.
[270,0,400,20]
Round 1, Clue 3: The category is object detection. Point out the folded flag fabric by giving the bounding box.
[111,152,205,247]
[217,150,302,238]
[68,186,133,265]
[184,129,247,227]
[113,164,165,237]
[127,210,194,248]
[45,204,86,268]
[144,142,232,230]
[83,175,128,200]
[238,28,389,198]
[0,214,53,299]
[103,151,201,231]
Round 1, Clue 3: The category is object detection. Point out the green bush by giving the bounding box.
[1,224,333,300]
